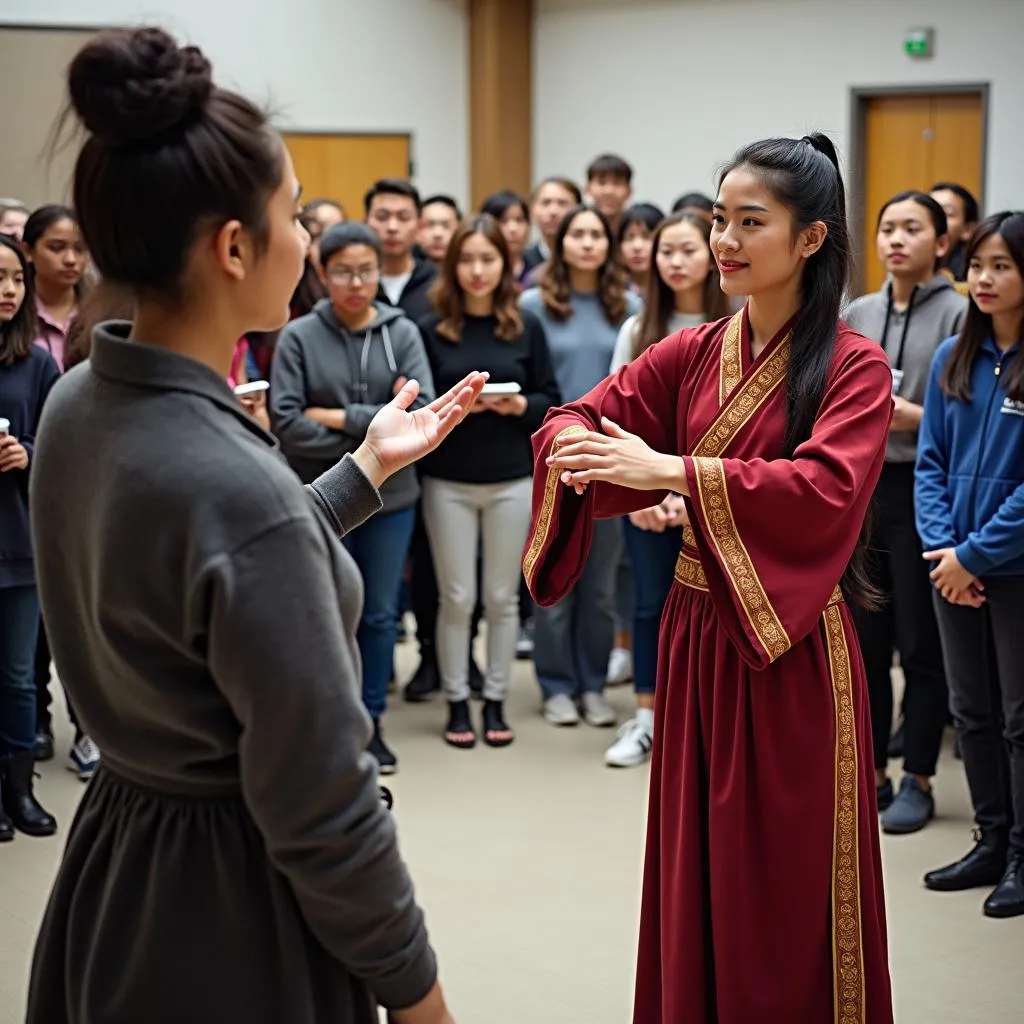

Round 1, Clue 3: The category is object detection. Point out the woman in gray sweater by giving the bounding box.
[26,28,484,1024]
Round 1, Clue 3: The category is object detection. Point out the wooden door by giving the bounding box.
[859,93,983,295]
[281,133,412,223]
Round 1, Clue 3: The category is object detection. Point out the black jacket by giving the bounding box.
[376,258,438,323]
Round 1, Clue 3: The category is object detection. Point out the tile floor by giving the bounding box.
[1,645,1021,1023]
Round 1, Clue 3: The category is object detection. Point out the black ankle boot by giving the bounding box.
[1,751,57,837]
[403,650,440,703]
[924,828,1007,892]
[983,851,1024,918]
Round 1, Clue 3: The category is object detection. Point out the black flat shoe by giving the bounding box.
[924,829,1007,892]
[876,778,894,812]
[367,720,398,775]
[482,699,514,748]
[983,852,1024,919]
[444,700,477,750]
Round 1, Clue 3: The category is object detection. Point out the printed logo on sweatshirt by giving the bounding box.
[1001,398,1024,417]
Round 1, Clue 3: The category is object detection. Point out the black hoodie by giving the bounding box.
[376,257,438,323]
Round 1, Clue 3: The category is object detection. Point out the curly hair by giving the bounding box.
[538,205,627,324]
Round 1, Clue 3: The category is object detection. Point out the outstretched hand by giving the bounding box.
[354,372,489,487]
[546,417,686,496]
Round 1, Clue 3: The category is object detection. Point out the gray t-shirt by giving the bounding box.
[520,288,641,403]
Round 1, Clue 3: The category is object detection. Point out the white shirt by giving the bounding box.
[380,271,413,306]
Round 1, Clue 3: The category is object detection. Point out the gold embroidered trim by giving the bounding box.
[682,524,697,550]
[691,456,791,662]
[522,425,588,588]
[673,548,709,591]
[823,604,865,1024]
[694,329,792,460]
[718,310,744,406]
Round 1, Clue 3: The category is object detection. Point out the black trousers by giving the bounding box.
[34,618,81,738]
[934,576,1024,853]
[851,463,948,775]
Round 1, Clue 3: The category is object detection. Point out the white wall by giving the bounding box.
[535,0,1024,213]
[0,0,469,206]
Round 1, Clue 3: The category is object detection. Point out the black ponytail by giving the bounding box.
[720,133,878,609]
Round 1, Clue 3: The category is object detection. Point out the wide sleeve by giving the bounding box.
[524,333,684,605]
[343,322,435,439]
[269,328,350,462]
[914,347,957,551]
[305,453,383,539]
[682,349,893,670]
[203,517,436,1011]
[521,313,562,432]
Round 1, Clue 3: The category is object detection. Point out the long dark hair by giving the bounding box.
[60,28,283,306]
[942,211,1024,403]
[23,204,86,299]
[721,134,876,607]
[539,205,628,324]
[0,235,39,366]
[876,190,949,273]
[431,215,522,342]
[633,212,728,360]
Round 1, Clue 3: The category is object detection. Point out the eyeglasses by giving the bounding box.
[326,266,380,285]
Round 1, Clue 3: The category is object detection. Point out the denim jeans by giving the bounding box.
[0,585,41,756]
[342,506,415,719]
[622,520,683,696]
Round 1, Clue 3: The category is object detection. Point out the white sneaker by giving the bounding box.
[543,693,580,727]
[605,717,654,767]
[67,735,100,781]
[580,692,617,728]
[606,647,633,686]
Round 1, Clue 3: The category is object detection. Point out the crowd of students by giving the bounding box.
[2,116,1024,919]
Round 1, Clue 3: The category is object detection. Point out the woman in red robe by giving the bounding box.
[524,135,895,1024]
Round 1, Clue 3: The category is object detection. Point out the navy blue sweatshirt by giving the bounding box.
[0,345,61,587]
[916,335,1024,577]
[417,310,561,483]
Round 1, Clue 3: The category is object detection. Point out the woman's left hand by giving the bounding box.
[923,547,982,603]
[546,417,684,494]
[355,372,488,487]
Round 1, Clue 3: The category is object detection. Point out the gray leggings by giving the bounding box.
[422,476,533,702]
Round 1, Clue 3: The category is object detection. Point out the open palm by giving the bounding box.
[363,373,488,480]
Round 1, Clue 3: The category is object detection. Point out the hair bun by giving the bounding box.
[68,28,213,146]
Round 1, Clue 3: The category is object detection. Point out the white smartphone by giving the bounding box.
[480,382,522,396]
[234,380,270,397]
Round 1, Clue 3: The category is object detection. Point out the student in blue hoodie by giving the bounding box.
[843,192,966,834]
[916,210,1024,919]
[271,222,435,775]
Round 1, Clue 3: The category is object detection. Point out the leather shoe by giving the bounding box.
[924,829,1007,892]
[0,751,57,837]
[403,654,440,703]
[983,852,1024,919]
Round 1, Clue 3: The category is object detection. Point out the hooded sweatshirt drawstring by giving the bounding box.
[880,283,919,373]
[358,323,399,399]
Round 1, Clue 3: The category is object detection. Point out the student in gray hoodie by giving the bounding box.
[843,191,967,835]
[272,223,435,774]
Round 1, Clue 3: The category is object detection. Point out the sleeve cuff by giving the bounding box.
[955,540,991,579]
[368,942,439,1012]
[308,453,383,537]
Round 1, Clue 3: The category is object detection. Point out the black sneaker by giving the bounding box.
[368,720,398,775]
[403,654,440,703]
[33,728,54,763]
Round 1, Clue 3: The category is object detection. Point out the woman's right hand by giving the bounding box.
[388,981,455,1024]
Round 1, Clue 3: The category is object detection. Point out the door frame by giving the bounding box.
[848,82,989,295]
[279,130,415,181]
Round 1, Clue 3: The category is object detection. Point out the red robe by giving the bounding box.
[524,309,894,1024]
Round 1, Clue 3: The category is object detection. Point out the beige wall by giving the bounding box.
[0,27,94,209]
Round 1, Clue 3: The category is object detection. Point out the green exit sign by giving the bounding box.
[904,27,934,58]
